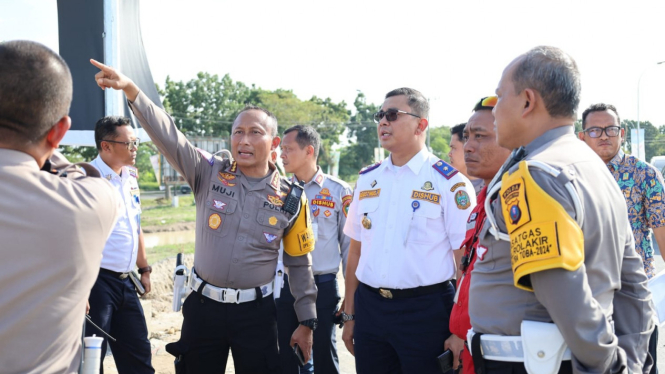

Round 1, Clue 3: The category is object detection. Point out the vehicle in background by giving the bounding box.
[650,156,665,174]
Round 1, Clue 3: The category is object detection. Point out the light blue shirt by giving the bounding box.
[90,156,142,272]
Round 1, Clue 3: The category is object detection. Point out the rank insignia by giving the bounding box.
[455,190,471,210]
[208,213,222,230]
[421,181,434,191]
[218,172,236,187]
[264,232,278,243]
[324,210,332,217]
[270,172,280,191]
[106,175,112,181]
[228,161,238,173]
[213,200,226,210]
[268,195,284,207]
[432,160,458,180]
[371,180,377,188]
[269,216,278,226]
[315,174,324,185]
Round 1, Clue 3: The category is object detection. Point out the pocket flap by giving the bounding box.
[521,320,568,374]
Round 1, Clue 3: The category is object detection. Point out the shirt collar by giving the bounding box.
[525,126,574,155]
[0,149,40,171]
[292,166,325,187]
[607,149,625,171]
[93,155,122,181]
[385,148,429,174]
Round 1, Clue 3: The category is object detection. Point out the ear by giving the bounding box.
[45,116,71,149]
[620,128,625,143]
[577,131,585,141]
[416,118,429,134]
[522,88,537,117]
[271,136,281,150]
[307,144,315,157]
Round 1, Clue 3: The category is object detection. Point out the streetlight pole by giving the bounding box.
[636,61,665,160]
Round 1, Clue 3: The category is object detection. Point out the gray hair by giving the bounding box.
[385,87,429,119]
[512,46,581,119]
[283,125,321,159]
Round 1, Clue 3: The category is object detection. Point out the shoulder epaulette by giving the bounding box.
[432,160,458,180]
[359,161,382,175]
[196,148,215,166]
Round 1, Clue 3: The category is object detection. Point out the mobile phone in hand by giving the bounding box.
[293,343,306,366]
[437,349,454,373]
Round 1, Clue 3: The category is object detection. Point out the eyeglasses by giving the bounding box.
[582,126,621,138]
[373,109,421,123]
[103,139,140,149]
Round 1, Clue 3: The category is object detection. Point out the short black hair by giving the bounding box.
[283,125,321,159]
[237,105,278,137]
[385,87,429,119]
[512,46,581,119]
[581,103,621,129]
[451,123,467,142]
[0,40,72,144]
[94,116,132,150]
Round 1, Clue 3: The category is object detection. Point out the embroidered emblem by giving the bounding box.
[432,160,458,180]
[411,190,441,204]
[196,148,214,166]
[229,161,238,173]
[128,168,138,178]
[509,204,522,225]
[313,208,320,217]
[312,188,335,208]
[450,182,466,192]
[218,172,236,187]
[270,172,280,191]
[455,190,471,209]
[213,199,226,210]
[267,195,284,207]
[219,172,236,180]
[422,181,434,191]
[208,213,222,230]
[324,210,332,217]
[269,216,278,226]
[359,189,381,200]
[371,180,377,188]
[264,232,278,243]
[315,174,324,185]
[342,195,352,218]
[477,245,488,261]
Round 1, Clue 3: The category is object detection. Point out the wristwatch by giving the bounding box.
[341,311,355,322]
[138,266,152,274]
[300,318,318,331]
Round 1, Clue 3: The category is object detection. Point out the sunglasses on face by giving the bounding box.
[582,126,621,138]
[373,109,421,123]
[103,139,140,150]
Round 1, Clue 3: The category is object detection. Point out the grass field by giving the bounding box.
[141,195,196,227]
[147,242,195,264]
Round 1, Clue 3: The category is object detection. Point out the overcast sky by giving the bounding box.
[1,0,664,128]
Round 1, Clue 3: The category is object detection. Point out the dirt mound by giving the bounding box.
[145,254,194,313]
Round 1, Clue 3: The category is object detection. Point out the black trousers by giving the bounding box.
[171,289,280,374]
[277,274,341,374]
[86,270,154,374]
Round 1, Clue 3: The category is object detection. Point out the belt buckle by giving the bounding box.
[379,288,393,299]
[223,289,239,304]
[119,273,129,279]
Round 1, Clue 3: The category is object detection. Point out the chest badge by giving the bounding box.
[324,210,332,218]
[208,213,222,230]
[264,232,278,243]
[421,181,434,191]
[312,205,320,217]
[213,199,226,210]
[269,216,278,226]
[362,214,372,229]
[267,195,284,207]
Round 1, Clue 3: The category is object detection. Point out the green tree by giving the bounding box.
[429,126,451,160]
[622,120,665,161]
[339,92,380,178]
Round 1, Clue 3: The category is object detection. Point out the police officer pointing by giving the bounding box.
[468,46,655,374]
[91,59,318,373]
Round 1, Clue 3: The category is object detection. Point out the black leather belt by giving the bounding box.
[361,281,450,299]
[100,268,130,279]
[313,273,336,284]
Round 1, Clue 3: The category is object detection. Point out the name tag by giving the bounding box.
[359,189,380,200]
[410,190,441,204]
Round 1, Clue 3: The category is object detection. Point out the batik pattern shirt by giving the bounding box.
[608,149,665,278]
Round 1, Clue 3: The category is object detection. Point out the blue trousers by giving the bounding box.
[86,270,154,374]
[277,274,341,374]
[354,282,455,374]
